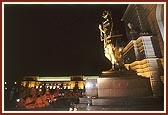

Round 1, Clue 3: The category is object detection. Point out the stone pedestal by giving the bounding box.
[85,79,98,97]
[98,70,153,98]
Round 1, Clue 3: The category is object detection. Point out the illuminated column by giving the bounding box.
[146,59,163,96]
[132,36,163,96]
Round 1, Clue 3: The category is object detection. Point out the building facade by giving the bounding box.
[121,4,165,96]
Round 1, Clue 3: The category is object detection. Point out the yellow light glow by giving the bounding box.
[37,77,70,81]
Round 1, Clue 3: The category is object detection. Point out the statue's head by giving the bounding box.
[102,11,109,19]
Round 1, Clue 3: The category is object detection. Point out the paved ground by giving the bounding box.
[4,97,79,111]
[4,97,164,112]
[76,104,164,111]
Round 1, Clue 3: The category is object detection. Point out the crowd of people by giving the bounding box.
[16,86,58,109]
[14,85,84,110]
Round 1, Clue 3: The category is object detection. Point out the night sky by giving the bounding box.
[4,4,128,81]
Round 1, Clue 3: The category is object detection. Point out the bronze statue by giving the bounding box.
[98,11,123,71]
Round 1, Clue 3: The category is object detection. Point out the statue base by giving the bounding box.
[101,69,137,77]
[98,70,153,97]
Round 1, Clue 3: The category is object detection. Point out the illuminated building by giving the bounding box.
[21,75,98,90]
[121,4,164,96]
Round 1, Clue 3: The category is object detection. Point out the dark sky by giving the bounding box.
[4,4,128,81]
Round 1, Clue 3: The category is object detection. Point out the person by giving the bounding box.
[9,86,15,101]
[17,97,26,107]
[127,22,138,40]
[41,94,49,106]
[53,88,59,98]
[44,88,51,100]
[35,95,45,108]
[30,87,37,96]
[25,96,36,109]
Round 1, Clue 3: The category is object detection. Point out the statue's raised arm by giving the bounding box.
[99,11,113,41]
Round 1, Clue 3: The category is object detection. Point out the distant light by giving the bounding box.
[95,83,98,87]
[5,87,7,90]
[5,82,7,85]
[36,86,38,89]
[37,77,70,81]
[85,82,92,89]
[53,86,56,89]
[16,99,20,102]
[40,85,42,88]
[14,82,17,84]
[50,86,52,89]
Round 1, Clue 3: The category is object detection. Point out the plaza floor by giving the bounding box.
[4,96,164,112]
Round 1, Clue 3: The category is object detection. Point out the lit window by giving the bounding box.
[53,86,56,89]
